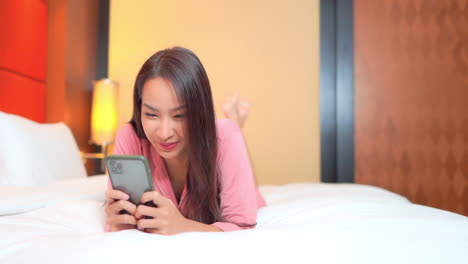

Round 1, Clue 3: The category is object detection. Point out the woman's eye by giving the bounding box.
[145,113,158,117]
[174,114,185,119]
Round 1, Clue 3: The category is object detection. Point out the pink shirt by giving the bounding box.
[107,118,265,232]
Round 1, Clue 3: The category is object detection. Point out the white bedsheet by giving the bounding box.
[0,175,467,264]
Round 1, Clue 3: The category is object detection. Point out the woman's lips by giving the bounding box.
[159,141,178,151]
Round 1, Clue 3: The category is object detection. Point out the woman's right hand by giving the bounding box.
[105,189,137,232]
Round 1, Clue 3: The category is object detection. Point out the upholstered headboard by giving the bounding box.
[0,1,47,123]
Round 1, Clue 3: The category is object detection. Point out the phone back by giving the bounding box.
[105,155,154,205]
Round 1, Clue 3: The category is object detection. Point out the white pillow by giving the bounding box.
[0,112,86,185]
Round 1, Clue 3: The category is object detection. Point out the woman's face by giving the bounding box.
[141,77,187,162]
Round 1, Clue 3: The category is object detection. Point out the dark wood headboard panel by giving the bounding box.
[47,0,109,175]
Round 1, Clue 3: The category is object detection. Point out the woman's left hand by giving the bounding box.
[135,191,189,235]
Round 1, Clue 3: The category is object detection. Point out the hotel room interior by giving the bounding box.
[0,0,467,263]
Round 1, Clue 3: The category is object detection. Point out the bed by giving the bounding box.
[1,112,467,264]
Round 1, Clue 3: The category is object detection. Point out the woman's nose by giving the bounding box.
[157,118,174,140]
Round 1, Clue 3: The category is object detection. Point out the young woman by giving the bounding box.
[105,47,265,235]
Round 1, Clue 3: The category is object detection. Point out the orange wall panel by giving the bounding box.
[0,0,47,123]
[0,71,46,122]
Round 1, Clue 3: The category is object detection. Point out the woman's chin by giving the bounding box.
[159,152,177,160]
[157,148,185,162]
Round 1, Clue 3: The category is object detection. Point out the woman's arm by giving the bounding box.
[183,219,222,232]
[134,191,221,235]
[210,119,263,232]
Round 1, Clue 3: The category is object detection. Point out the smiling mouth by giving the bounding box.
[158,141,178,151]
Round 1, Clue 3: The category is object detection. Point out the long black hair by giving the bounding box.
[130,47,223,224]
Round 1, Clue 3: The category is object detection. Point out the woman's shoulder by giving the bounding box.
[115,123,143,146]
[113,123,146,155]
[116,123,138,138]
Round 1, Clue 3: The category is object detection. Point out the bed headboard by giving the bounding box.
[1,0,109,176]
[0,1,47,123]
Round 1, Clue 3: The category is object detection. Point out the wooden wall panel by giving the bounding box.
[47,0,98,150]
[47,0,102,175]
[355,0,468,215]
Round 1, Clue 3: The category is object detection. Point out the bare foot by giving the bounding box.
[222,91,250,128]
[236,100,251,128]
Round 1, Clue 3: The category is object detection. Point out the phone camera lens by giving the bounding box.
[110,161,123,174]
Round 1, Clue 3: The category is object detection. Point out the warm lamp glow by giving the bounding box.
[91,79,118,146]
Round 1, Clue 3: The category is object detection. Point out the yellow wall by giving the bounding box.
[109,0,320,185]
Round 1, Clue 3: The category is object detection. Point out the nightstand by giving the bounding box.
[80,152,107,175]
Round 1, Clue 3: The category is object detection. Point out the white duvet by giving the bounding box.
[0,175,467,264]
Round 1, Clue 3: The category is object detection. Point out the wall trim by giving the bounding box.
[320,0,354,183]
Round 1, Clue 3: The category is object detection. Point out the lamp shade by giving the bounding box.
[91,78,119,146]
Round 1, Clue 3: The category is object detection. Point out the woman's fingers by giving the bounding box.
[105,189,130,204]
[140,191,169,208]
[106,199,137,216]
[136,218,167,230]
[105,190,137,231]
[135,204,163,219]
[107,214,137,227]
[111,224,136,232]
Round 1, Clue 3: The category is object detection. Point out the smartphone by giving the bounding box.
[105,155,154,206]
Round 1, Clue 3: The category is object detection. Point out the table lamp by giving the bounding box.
[81,78,119,173]
[90,78,119,154]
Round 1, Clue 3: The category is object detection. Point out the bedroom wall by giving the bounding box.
[0,0,47,123]
[47,0,106,176]
[354,0,468,215]
[108,0,321,185]
[46,0,98,152]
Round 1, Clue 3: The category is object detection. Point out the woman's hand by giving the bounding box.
[135,191,190,235]
[105,189,137,232]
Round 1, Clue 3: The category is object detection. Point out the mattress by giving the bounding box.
[0,175,467,264]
